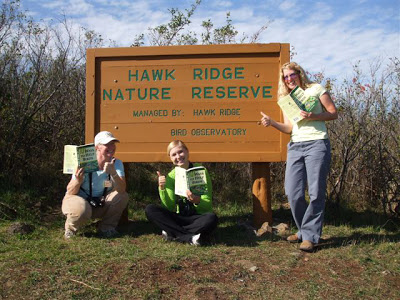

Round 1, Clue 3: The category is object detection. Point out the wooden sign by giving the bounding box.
[86,43,290,162]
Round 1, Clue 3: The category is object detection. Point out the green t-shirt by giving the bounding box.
[290,83,329,142]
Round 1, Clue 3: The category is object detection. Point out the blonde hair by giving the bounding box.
[167,140,189,156]
[278,62,313,99]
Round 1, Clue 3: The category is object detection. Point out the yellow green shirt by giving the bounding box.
[290,83,329,142]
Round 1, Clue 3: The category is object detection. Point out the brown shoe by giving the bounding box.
[287,234,300,243]
[299,240,314,252]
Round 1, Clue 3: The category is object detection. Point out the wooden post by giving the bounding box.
[252,162,273,229]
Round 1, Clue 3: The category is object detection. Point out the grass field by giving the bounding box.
[1,203,399,300]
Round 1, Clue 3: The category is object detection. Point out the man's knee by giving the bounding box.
[107,191,129,208]
[119,192,129,208]
[62,195,91,220]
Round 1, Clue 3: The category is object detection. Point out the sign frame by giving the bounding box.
[85,43,290,162]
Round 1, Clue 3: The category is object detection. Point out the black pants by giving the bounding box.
[145,204,218,243]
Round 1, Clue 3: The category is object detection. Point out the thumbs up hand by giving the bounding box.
[260,111,271,127]
[104,158,117,175]
[157,171,166,190]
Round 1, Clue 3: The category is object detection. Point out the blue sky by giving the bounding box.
[21,0,400,81]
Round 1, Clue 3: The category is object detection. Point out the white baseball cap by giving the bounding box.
[94,131,120,146]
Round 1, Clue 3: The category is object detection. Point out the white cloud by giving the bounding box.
[307,2,334,22]
[279,0,297,11]
[212,0,234,8]
[39,0,92,16]
[40,0,65,10]
[68,0,93,15]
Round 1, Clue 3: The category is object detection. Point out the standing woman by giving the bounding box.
[260,62,338,252]
[145,140,218,245]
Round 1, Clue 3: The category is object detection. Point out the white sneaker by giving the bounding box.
[191,233,201,246]
[162,230,173,241]
[64,229,75,239]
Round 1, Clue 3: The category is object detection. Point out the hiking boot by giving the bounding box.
[287,234,300,243]
[299,240,314,252]
[64,229,75,239]
[190,233,201,246]
[99,228,119,238]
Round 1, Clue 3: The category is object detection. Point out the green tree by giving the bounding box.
[0,1,108,188]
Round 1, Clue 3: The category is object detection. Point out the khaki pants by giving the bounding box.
[62,191,129,233]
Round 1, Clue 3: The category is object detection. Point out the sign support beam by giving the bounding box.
[252,162,273,228]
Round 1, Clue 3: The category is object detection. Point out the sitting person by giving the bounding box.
[62,131,129,238]
[145,140,218,245]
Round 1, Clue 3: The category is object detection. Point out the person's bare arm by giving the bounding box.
[260,111,293,134]
[300,92,338,121]
[66,168,84,195]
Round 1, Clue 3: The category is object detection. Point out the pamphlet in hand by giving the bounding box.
[175,166,208,197]
[277,86,318,123]
[63,143,98,174]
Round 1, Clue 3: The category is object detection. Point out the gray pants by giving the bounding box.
[285,139,331,244]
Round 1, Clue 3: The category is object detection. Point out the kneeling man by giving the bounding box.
[62,131,129,238]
